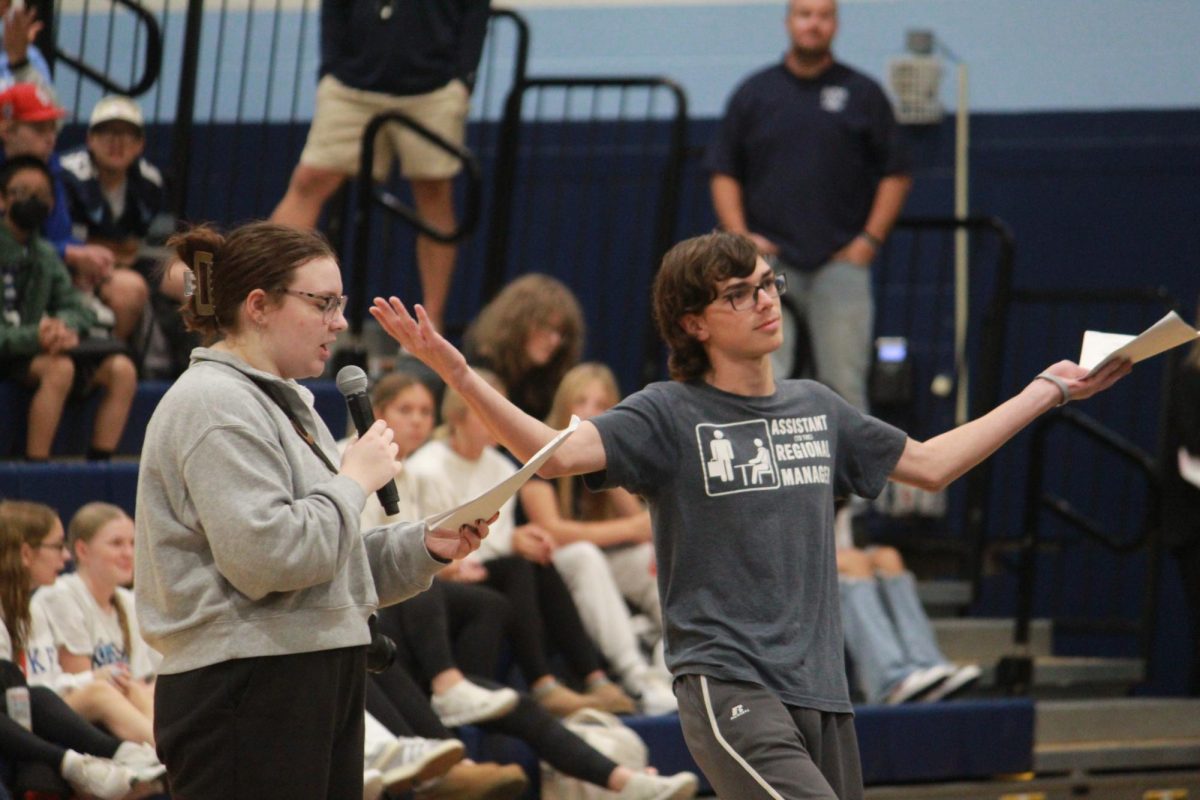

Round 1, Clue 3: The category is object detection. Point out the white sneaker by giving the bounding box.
[626,669,677,716]
[884,664,954,705]
[112,740,168,783]
[430,678,519,726]
[371,737,465,793]
[923,663,983,702]
[60,750,136,800]
[363,768,384,800]
[617,771,699,800]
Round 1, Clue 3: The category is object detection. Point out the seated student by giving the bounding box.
[358,369,631,718]
[406,373,638,717]
[836,544,980,704]
[2,499,155,746]
[0,84,148,348]
[341,370,524,727]
[0,500,166,799]
[59,96,168,271]
[59,96,187,377]
[464,273,584,421]
[0,156,136,460]
[33,503,158,725]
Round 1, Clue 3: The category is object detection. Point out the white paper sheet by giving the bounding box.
[423,415,581,531]
[1079,311,1199,375]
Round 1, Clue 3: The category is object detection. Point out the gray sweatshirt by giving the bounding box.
[134,348,444,675]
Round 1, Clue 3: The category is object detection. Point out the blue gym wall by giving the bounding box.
[49,0,1200,693]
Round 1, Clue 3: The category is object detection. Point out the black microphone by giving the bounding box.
[336,365,400,516]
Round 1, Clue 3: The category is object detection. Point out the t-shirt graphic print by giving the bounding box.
[696,420,779,494]
[697,413,838,496]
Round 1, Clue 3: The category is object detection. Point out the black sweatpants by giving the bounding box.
[155,647,366,800]
[675,675,864,800]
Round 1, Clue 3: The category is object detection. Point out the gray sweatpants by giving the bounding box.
[675,674,864,800]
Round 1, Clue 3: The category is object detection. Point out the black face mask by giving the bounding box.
[8,197,50,232]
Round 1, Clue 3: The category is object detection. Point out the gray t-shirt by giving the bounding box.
[586,379,906,712]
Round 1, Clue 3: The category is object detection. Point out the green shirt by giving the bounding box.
[0,224,94,360]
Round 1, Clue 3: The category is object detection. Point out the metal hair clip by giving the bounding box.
[193,251,215,317]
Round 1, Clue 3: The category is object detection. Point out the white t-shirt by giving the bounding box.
[32,573,161,680]
[1,596,95,694]
[405,439,518,561]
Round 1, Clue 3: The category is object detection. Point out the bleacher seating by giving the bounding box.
[0,378,349,458]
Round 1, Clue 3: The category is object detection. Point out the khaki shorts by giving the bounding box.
[300,74,470,181]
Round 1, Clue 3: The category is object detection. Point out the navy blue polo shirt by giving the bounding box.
[706,61,911,271]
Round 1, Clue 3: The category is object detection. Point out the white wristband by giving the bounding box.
[1035,372,1070,406]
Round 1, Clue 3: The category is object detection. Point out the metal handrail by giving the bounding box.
[344,110,483,341]
[1009,405,1164,686]
[483,75,689,308]
[51,0,162,97]
[489,8,530,96]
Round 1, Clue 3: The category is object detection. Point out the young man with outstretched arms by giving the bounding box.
[372,232,1128,800]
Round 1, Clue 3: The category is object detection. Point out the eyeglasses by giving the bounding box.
[91,127,142,143]
[284,289,348,322]
[718,273,788,312]
[37,541,69,553]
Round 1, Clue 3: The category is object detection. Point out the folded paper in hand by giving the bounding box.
[424,415,581,531]
[1079,311,1199,376]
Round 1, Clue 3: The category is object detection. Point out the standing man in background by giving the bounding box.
[706,0,912,410]
[272,0,490,332]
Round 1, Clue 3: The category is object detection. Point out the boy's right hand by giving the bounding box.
[370,298,470,384]
[339,419,401,495]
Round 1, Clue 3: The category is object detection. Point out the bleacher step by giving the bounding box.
[1033,698,1200,774]
[915,579,972,617]
[1035,739,1200,773]
[1036,698,1200,744]
[933,617,1054,662]
[866,769,1200,800]
[972,656,1144,696]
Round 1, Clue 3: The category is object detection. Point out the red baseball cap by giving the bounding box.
[0,83,66,123]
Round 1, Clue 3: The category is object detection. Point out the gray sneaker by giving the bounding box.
[60,750,136,800]
[616,771,699,800]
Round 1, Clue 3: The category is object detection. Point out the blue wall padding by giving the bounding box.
[854,698,1035,784]
[0,380,348,458]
